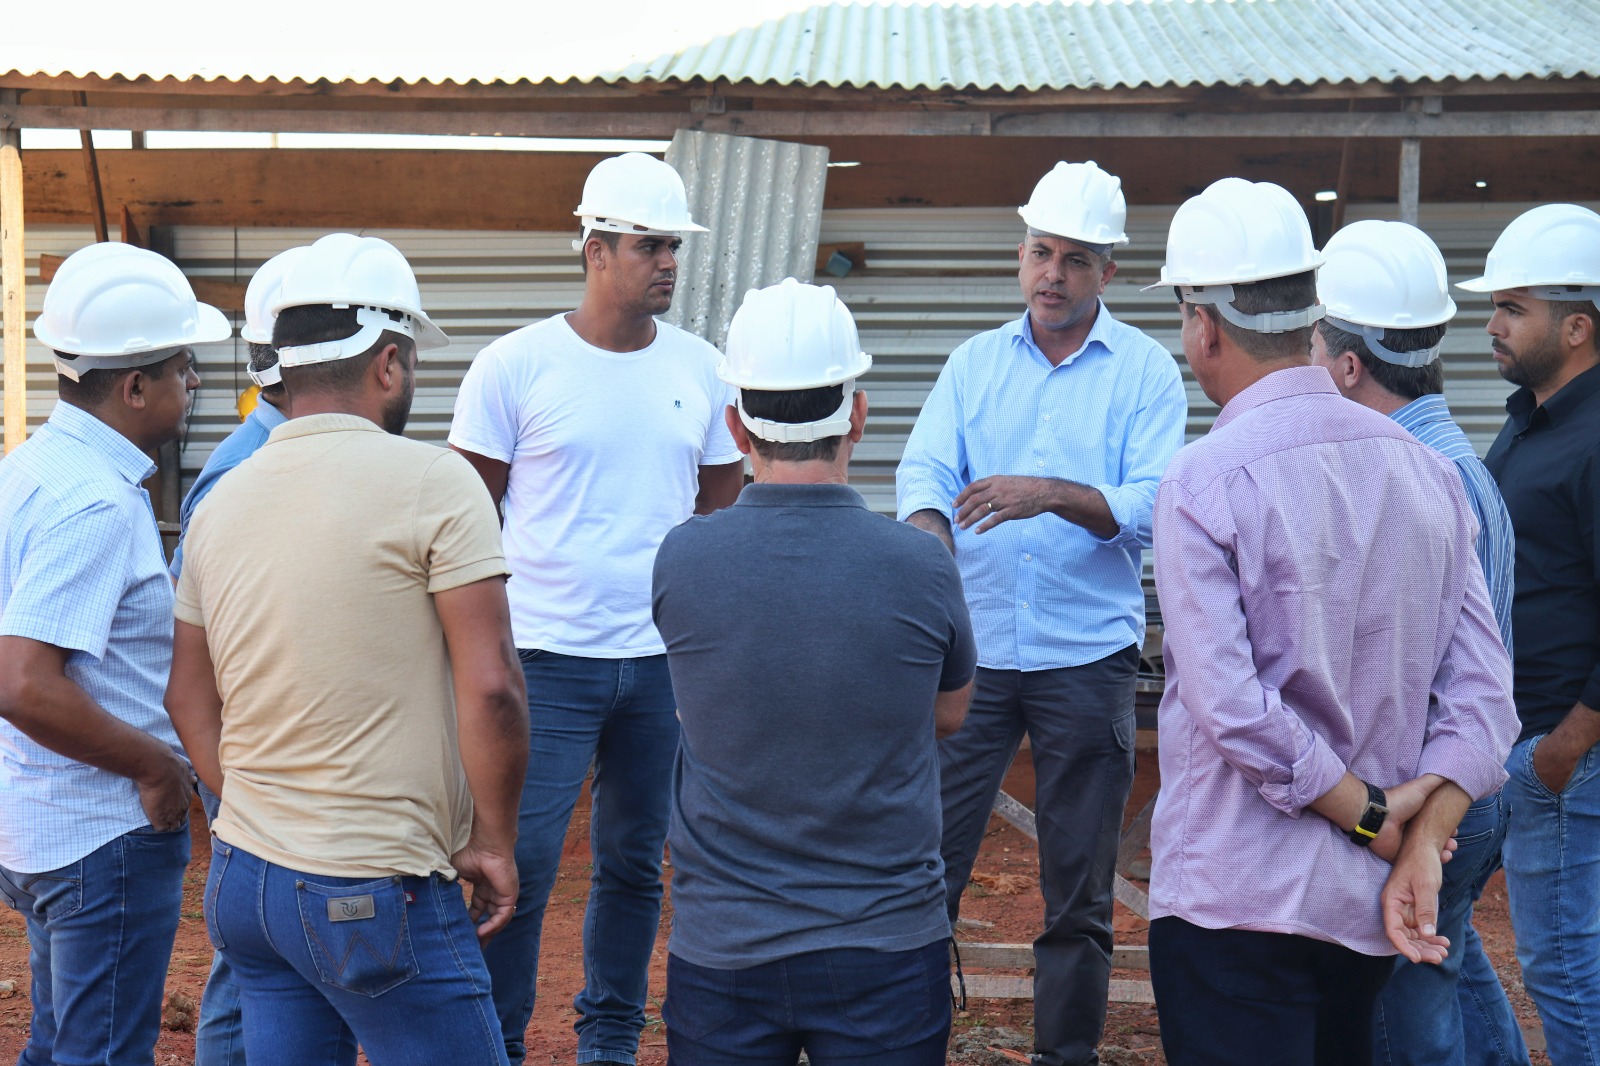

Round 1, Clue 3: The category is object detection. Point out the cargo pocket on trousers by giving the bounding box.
[1100,709,1138,833]
[295,875,419,997]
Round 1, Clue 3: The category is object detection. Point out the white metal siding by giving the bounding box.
[5,201,1589,520]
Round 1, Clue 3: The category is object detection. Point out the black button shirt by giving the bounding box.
[1485,361,1600,742]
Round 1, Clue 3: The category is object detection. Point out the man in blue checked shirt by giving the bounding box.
[1311,220,1524,1066]
[896,161,1187,1066]
[0,242,229,1066]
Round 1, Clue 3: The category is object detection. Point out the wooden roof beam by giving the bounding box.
[7,103,1600,139]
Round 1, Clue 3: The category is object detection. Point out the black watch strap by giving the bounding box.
[1347,781,1388,847]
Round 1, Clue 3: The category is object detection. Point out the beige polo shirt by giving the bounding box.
[176,413,510,878]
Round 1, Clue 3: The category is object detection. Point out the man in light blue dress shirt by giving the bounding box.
[0,242,227,1066]
[896,162,1187,1066]
[170,245,303,1066]
[1311,220,1525,1066]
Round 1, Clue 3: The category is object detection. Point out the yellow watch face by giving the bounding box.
[237,384,261,421]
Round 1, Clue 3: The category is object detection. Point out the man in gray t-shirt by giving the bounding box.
[652,280,976,1065]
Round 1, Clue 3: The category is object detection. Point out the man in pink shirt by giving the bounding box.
[1145,179,1520,1066]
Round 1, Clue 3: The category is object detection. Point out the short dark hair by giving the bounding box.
[740,384,846,462]
[248,342,286,401]
[579,229,622,275]
[1316,320,1445,401]
[273,305,414,394]
[56,351,170,406]
[1547,298,1600,352]
[1182,271,1319,362]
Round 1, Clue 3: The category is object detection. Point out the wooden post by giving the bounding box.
[0,89,25,453]
[77,93,108,243]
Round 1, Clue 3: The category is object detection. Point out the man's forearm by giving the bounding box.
[1042,479,1119,540]
[1399,780,1472,856]
[457,689,528,849]
[0,639,177,786]
[906,508,955,554]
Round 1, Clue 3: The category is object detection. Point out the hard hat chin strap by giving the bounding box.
[738,381,856,444]
[276,306,415,368]
[1182,284,1326,334]
[1325,316,1440,368]
[52,345,183,382]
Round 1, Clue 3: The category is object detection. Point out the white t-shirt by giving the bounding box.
[449,314,740,656]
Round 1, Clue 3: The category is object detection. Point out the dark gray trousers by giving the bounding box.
[939,645,1140,1066]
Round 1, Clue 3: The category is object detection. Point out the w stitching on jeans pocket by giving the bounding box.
[204,843,232,952]
[295,876,419,998]
[516,647,546,664]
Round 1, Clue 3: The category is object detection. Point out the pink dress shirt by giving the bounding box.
[1149,366,1519,955]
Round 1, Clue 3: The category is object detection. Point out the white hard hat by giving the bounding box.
[241,246,309,387]
[571,153,708,252]
[1018,161,1129,247]
[1150,177,1326,334]
[1318,220,1455,367]
[719,278,872,443]
[34,242,231,382]
[270,233,448,368]
[1457,203,1600,308]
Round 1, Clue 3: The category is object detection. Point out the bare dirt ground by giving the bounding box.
[0,735,1548,1064]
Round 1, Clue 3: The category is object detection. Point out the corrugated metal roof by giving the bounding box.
[621,0,1600,92]
[662,130,829,348]
[4,0,1595,94]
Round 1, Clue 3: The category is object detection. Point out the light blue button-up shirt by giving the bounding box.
[897,304,1188,670]
[171,400,287,580]
[0,402,186,873]
[1391,393,1516,653]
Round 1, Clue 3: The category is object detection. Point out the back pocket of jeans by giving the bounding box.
[204,842,232,951]
[294,875,419,997]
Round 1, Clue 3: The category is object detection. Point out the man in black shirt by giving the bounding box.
[1466,202,1600,1066]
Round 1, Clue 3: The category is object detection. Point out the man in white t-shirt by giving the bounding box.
[449,153,745,1066]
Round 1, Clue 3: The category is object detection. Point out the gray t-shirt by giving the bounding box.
[652,482,977,969]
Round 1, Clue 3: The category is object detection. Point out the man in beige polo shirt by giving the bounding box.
[165,234,527,1066]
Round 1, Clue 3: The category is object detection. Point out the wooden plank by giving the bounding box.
[77,93,108,242]
[187,278,247,313]
[958,943,1036,969]
[992,789,1037,840]
[952,974,1154,1003]
[18,135,1597,234]
[1114,874,1150,920]
[1115,793,1156,875]
[0,90,24,453]
[1110,979,1157,1005]
[957,942,1149,971]
[13,103,1600,139]
[39,252,62,283]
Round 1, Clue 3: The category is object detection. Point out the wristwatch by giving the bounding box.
[1347,781,1389,847]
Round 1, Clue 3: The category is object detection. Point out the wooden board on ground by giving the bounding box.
[955,974,1155,1004]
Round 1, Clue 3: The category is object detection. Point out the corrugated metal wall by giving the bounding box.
[5,201,1588,518]
[662,130,829,347]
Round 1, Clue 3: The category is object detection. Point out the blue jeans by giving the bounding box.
[1373,791,1529,1065]
[482,650,679,1065]
[0,821,190,1066]
[663,941,952,1065]
[1503,733,1600,1065]
[195,782,246,1066]
[206,840,508,1066]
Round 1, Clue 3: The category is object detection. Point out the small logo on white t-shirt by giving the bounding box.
[673,400,683,409]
